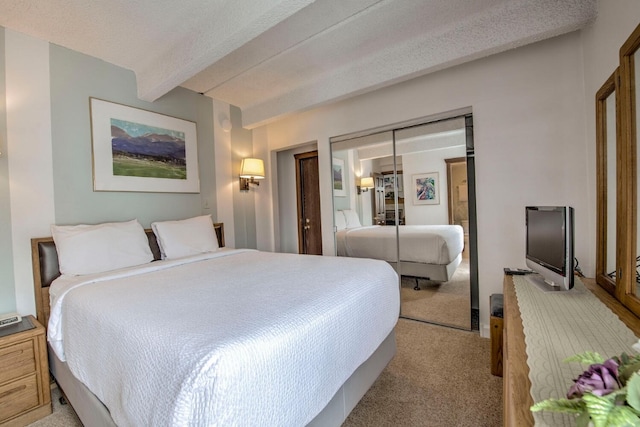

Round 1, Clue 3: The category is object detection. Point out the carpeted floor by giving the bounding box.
[343,319,503,426]
[30,318,502,427]
[400,256,471,329]
[28,386,81,427]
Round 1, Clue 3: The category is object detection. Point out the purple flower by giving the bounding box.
[567,359,620,398]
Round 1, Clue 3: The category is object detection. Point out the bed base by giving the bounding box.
[49,345,116,427]
[390,252,463,289]
[48,331,396,426]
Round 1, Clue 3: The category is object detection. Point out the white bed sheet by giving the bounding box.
[48,249,399,427]
[336,224,464,264]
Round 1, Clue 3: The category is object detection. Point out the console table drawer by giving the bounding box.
[0,341,35,384]
[0,373,39,422]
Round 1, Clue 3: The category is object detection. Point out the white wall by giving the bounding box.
[254,30,590,335]
[213,99,236,249]
[5,30,55,316]
[0,27,13,315]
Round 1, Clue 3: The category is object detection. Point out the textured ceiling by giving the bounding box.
[0,0,597,128]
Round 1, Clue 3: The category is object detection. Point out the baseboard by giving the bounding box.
[480,323,490,338]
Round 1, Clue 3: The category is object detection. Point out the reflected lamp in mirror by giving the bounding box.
[358,176,375,195]
[239,158,265,191]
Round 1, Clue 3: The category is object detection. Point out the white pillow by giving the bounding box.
[151,215,219,260]
[51,219,154,276]
[335,211,347,230]
[342,209,362,228]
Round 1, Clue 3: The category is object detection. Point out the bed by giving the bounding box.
[31,216,399,427]
[335,209,464,283]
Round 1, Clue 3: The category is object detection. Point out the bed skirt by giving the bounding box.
[48,330,396,426]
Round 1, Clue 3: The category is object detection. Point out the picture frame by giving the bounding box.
[412,172,440,205]
[333,157,346,197]
[90,98,200,193]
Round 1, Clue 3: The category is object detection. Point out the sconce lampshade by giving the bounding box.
[240,158,265,179]
[360,176,375,189]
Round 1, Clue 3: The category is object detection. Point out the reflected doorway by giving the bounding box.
[446,157,469,253]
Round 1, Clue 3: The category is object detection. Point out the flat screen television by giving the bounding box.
[525,206,574,291]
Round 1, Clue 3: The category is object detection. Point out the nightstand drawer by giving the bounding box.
[0,341,36,383]
[0,373,39,422]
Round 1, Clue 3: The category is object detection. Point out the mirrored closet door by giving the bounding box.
[330,115,476,329]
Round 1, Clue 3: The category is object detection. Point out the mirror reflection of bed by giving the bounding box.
[331,116,474,330]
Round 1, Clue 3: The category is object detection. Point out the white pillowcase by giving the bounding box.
[341,209,362,228]
[51,219,154,276]
[335,211,347,230]
[151,215,219,260]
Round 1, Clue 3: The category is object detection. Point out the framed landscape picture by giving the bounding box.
[90,98,200,193]
[413,172,439,205]
[333,158,346,197]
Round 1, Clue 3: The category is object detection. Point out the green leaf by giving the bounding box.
[565,352,605,365]
[531,398,585,414]
[628,373,640,411]
[582,393,616,427]
[621,363,640,385]
[576,411,591,427]
[604,405,640,426]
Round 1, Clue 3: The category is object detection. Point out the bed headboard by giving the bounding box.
[31,223,225,329]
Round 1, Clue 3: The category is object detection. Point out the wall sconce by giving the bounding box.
[221,118,232,132]
[239,158,265,191]
[357,176,374,195]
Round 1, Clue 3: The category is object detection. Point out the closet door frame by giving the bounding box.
[329,108,479,330]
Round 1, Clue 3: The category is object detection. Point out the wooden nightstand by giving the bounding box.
[0,315,51,426]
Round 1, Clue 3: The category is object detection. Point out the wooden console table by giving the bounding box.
[503,275,640,426]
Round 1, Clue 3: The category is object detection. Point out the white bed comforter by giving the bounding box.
[48,249,399,427]
[336,225,464,264]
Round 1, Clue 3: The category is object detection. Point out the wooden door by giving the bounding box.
[295,151,322,254]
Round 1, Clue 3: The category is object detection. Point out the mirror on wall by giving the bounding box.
[605,22,640,316]
[620,23,640,310]
[330,116,473,329]
[595,70,618,292]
